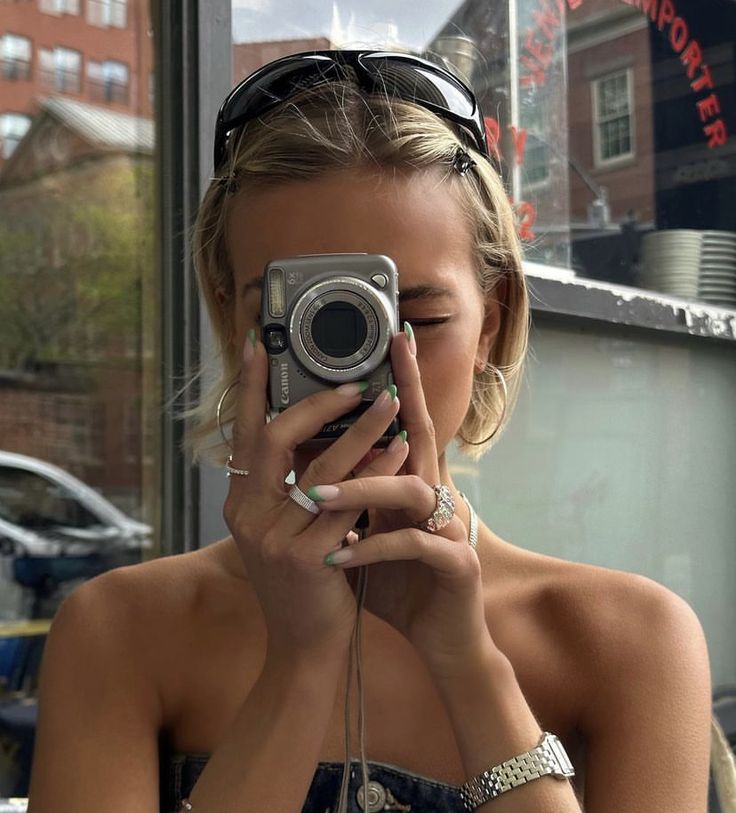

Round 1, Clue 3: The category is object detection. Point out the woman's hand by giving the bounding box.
[223,331,410,666]
[311,326,491,679]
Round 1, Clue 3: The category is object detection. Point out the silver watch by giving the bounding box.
[458,731,575,810]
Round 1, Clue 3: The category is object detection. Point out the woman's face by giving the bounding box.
[225,168,503,469]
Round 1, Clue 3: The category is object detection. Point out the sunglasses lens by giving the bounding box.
[222,55,339,128]
[362,56,477,120]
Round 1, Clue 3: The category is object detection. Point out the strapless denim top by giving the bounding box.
[159,737,466,813]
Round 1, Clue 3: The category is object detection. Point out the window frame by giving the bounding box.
[87,58,130,103]
[38,0,80,15]
[87,0,128,29]
[40,46,82,93]
[591,68,636,169]
[0,111,32,159]
[1,34,33,81]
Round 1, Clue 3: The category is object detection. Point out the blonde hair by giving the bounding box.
[186,80,530,464]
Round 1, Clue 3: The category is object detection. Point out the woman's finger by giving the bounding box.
[229,330,269,472]
[389,324,440,482]
[309,473,439,524]
[324,527,475,577]
[302,429,411,554]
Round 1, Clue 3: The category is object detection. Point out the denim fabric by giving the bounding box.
[159,748,466,813]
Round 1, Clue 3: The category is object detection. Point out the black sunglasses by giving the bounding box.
[213,49,489,171]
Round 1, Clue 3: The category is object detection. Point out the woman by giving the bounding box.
[27,51,711,813]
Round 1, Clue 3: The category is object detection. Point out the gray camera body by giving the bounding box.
[261,253,400,446]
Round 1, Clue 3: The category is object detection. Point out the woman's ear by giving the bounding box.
[475,277,507,370]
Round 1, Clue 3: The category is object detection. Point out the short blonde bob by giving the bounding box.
[186,79,530,464]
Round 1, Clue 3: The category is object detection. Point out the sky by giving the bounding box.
[231,0,465,51]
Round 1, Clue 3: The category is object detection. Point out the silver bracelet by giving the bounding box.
[458,732,575,810]
[179,800,193,811]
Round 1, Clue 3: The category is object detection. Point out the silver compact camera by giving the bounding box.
[261,253,400,446]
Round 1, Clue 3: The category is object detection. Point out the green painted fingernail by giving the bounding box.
[399,429,408,443]
[247,328,257,346]
[403,321,417,356]
[307,485,340,502]
[324,549,352,566]
[387,384,398,401]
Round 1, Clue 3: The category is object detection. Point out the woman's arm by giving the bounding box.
[431,576,711,813]
[432,642,583,813]
[185,647,344,812]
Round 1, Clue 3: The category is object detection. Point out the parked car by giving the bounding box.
[0,451,152,595]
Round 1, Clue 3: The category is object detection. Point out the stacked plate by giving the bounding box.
[640,230,702,299]
[698,231,736,308]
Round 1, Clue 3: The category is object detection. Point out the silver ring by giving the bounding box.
[288,484,320,515]
[225,456,250,478]
[418,484,455,533]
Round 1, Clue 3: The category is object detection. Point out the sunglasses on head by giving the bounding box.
[213,49,490,171]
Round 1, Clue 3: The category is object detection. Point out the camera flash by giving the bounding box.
[268,267,286,318]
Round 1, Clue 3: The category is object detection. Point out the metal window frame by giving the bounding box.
[153,0,231,556]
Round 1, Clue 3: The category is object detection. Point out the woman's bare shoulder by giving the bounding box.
[491,543,706,697]
[68,537,254,646]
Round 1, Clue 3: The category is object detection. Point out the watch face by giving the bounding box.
[543,733,576,777]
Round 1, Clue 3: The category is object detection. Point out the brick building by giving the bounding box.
[0,0,152,168]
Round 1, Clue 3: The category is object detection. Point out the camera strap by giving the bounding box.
[335,512,371,813]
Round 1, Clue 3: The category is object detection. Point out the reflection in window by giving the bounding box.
[1,34,32,82]
[0,467,101,531]
[0,113,32,159]
[39,47,82,93]
[593,70,635,165]
[87,59,129,103]
[87,0,127,29]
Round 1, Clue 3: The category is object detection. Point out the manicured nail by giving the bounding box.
[325,548,353,566]
[243,328,257,363]
[307,485,340,502]
[387,430,408,453]
[404,321,417,356]
[371,384,398,411]
[335,381,370,397]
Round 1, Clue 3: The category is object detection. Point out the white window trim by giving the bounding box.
[592,68,636,170]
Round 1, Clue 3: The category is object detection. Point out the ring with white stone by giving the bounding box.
[417,484,455,533]
[225,456,250,478]
[288,483,321,515]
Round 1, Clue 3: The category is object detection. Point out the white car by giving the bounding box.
[0,451,151,592]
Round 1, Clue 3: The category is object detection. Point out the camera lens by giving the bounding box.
[310,302,368,358]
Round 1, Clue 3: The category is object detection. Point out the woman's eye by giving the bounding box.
[401,317,451,328]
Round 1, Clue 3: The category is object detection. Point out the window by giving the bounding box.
[38,0,80,14]
[87,59,129,103]
[0,113,32,159]
[1,34,32,81]
[592,70,635,166]
[39,47,82,93]
[87,0,127,28]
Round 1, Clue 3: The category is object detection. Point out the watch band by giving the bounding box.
[459,732,575,810]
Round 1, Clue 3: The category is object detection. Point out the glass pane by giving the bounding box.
[0,0,158,798]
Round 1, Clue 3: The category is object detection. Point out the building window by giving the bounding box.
[0,113,32,159]
[40,47,82,93]
[39,0,80,15]
[592,70,635,167]
[88,59,129,103]
[1,34,32,81]
[87,0,127,28]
